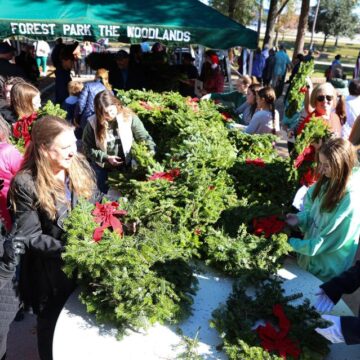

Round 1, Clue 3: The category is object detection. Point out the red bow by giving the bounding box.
[246,158,266,167]
[12,112,37,146]
[294,146,315,169]
[257,304,301,359]
[148,168,180,182]
[299,86,308,94]
[92,202,128,242]
[300,168,318,187]
[253,215,285,238]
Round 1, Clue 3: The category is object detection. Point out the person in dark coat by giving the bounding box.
[178,53,199,97]
[315,260,360,345]
[108,50,145,91]
[8,116,98,360]
[262,48,276,86]
[54,46,75,104]
[0,42,27,80]
[51,38,65,70]
[15,44,39,83]
[0,204,26,360]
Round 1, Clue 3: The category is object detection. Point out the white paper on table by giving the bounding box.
[194,79,203,98]
[292,185,309,211]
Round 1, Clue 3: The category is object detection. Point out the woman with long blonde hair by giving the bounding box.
[75,68,112,136]
[286,138,360,282]
[8,116,97,360]
[82,90,155,193]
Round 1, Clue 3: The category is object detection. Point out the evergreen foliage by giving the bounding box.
[62,90,330,356]
[211,278,331,359]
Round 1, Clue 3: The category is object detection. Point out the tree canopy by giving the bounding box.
[208,0,257,25]
[308,0,359,48]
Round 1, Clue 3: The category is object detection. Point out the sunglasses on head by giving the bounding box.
[316,95,333,102]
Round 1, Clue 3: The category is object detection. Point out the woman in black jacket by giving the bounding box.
[8,116,97,360]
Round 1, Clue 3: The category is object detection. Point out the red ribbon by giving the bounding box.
[294,146,315,169]
[299,86,308,94]
[253,215,285,238]
[12,112,37,146]
[257,304,301,359]
[148,168,180,182]
[92,202,128,242]
[246,158,266,167]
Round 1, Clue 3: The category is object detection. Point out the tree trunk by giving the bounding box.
[321,34,328,50]
[274,30,279,47]
[263,0,279,48]
[228,0,237,19]
[334,36,339,47]
[292,0,310,62]
[257,0,263,47]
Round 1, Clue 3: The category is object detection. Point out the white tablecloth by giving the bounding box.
[53,257,360,359]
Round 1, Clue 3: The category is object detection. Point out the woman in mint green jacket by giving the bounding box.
[286,138,360,282]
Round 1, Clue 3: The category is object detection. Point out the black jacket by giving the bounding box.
[0,59,27,79]
[321,260,360,345]
[9,171,99,313]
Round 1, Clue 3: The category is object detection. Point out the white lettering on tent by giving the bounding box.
[63,24,92,36]
[183,32,190,42]
[162,29,169,40]
[98,25,120,37]
[126,26,191,42]
[169,30,176,41]
[148,28,156,39]
[10,22,56,35]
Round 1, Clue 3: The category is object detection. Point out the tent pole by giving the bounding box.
[16,35,20,55]
[248,50,253,77]
[197,45,204,75]
[223,50,232,92]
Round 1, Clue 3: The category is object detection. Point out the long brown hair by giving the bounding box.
[312,138,357,212]
[94,90,133,144]
[10,82,40,118]
[10,116,95,219]
[257,86,276,134]
[248,83,262,118]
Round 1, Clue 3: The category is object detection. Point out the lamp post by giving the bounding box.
[309,0,321,50]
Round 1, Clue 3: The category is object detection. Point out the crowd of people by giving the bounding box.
[1,38,360,359]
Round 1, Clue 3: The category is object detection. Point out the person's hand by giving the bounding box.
[315,315,345,343]
[2,235,27,269]
[201,94,211,101]
[305,76,313,90]
[315,288,335,313]
[285,213,299,227]
[107,156,123,167]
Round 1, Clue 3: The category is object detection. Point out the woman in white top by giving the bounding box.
[245,86,280,135]
[343,80,360,139]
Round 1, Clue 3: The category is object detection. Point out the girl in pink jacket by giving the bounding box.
[0,116,23,231]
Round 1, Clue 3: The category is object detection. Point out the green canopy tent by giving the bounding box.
[0,0,258,49]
